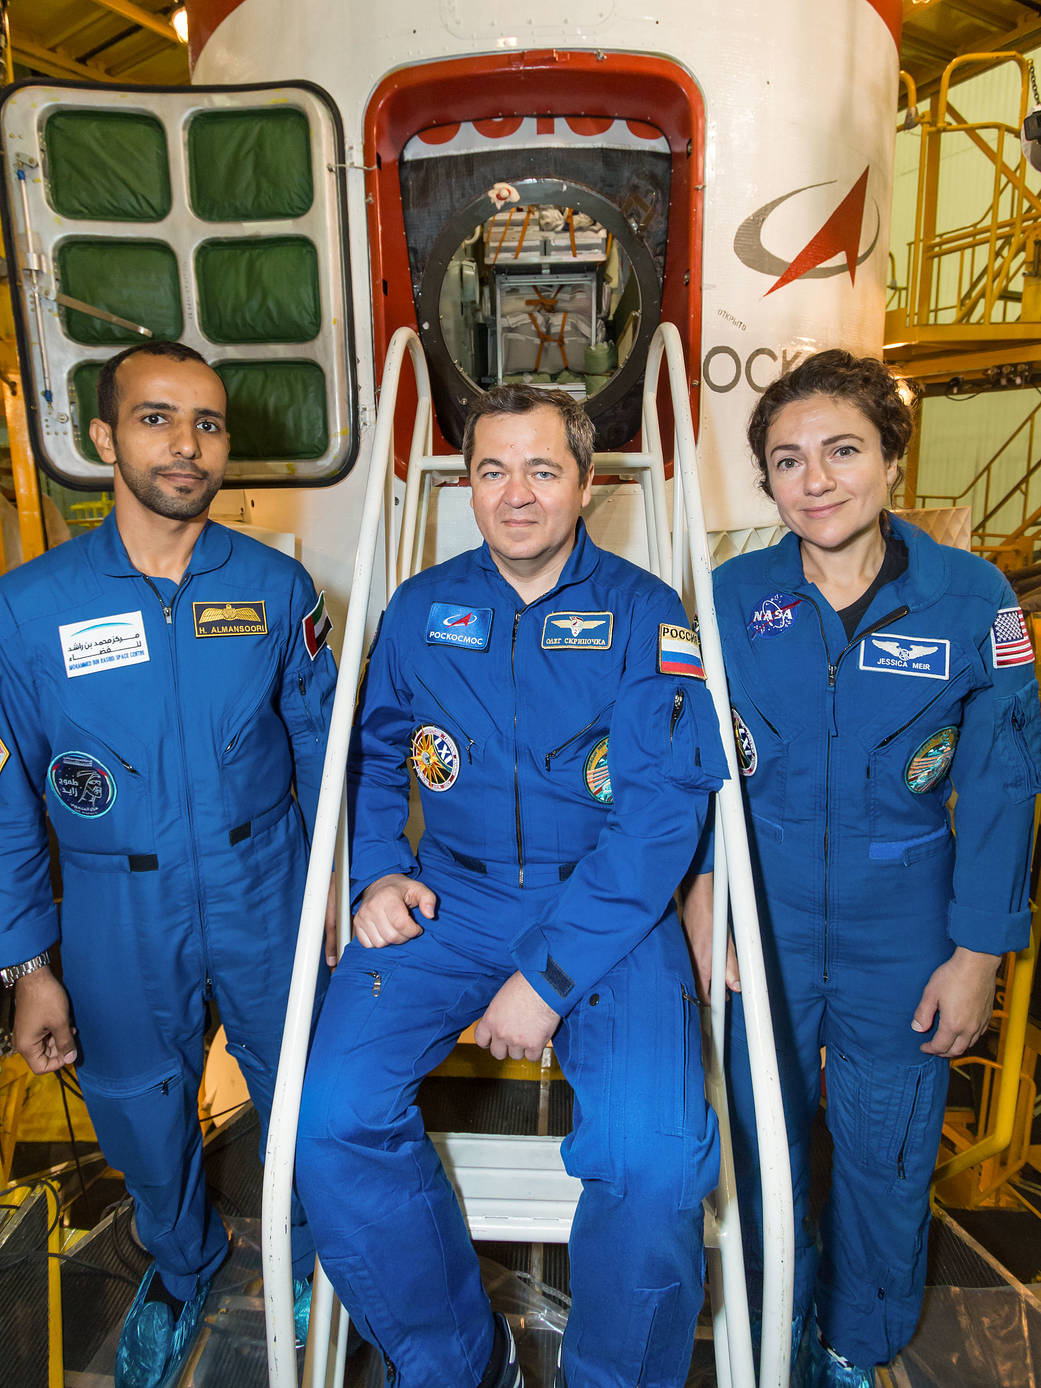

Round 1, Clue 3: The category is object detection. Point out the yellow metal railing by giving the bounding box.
[893,53,1041,340]
[932,785,1041,1209]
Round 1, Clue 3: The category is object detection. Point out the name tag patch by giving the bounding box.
[748,592,801,639]
[48,751,117,818]
[859,633,950,680]
[658,623,705,678]
[542,611,613,650]
[194,601,268,638]
[60,610,150,678]
[426,602,492,650]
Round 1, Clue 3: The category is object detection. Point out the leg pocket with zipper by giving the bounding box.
[77,1060,192,1186]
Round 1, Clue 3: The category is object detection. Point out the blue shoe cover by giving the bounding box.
[804,1324,874,1388]
[292,1276,312,1348]
[115,1264,208,1388]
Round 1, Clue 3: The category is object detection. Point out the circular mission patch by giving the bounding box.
[48,751,117,818]
[904,726,959,794]
[410,724,460,792]
[583,736,612,804]
[732,707,757,776]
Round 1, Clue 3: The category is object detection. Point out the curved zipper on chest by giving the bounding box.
[414,675,476,763]
[56,714,142,776]
[544,705,611,771]
[870,665,970,762]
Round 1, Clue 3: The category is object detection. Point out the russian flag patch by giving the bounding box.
[658,622,706,679]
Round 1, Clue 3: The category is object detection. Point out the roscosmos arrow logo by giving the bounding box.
[733,167,880,295]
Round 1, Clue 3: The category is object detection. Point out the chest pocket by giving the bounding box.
[543,703,615,806]
[411,675,489,769]
[44,714,154,855]
[732,697,788,842]
[864,658,976,841]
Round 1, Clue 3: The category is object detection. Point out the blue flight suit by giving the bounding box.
[296,521,726,1388]
[0,513,336,1300]
[712,515,1041,1367]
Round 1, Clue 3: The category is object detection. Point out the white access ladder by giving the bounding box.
[261,324,794,1388]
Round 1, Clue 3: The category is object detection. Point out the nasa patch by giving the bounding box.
[732,707,757,776]
[905,726,959,794]
[48,751,117,818]
[583,736,612,804]
[748,592,801,639]
[426,602,492,650]
[859,633,950,681]
[542,611,613,649]
[409,724,460,792]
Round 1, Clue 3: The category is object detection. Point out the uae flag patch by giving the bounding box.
[658,622,706,679]
[990,605,1034,668]
[303,590,333,660]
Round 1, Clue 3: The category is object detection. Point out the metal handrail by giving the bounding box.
[262,323,793,1387]
[261,327,432,1388]
[644,324,794,1388]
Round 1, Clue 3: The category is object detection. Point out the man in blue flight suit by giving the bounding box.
[0,341,336,1388]
[296,385,727,1388]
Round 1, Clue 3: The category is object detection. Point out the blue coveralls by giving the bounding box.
[712,515,1041,1367]
[296,521,726,1388]
[0,513,336,1300]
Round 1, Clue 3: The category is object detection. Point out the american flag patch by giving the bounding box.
[990,606,1034,668]
[658,623,706,679]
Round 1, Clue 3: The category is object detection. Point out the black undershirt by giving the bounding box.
[834,528,909,642]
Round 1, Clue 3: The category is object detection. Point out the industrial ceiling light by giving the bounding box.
[172,6,189,44]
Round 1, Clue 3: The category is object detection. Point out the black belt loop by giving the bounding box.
[449,847,487,875]
[229,821,252,846]
[128,854,158,873]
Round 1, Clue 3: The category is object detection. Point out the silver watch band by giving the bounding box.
[0,950,51,988]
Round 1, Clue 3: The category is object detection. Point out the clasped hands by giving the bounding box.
[353,873,561,1061]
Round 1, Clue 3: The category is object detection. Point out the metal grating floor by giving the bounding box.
[47,1077,1041,1386]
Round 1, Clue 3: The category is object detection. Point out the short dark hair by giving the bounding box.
[462,385,595,484]
[747,349,918,498]
[96,341,216,428]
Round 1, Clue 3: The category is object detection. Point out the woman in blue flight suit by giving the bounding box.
[685,351,1041,1387]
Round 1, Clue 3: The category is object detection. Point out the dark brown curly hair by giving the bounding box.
[747,349,919,498]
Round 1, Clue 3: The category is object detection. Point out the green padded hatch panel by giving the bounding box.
[45,110,171,222]
[57,240,183,345]
[70,362,102,463]
[196,238,321,344]
[188,109,313,222]
[216,361,328,462]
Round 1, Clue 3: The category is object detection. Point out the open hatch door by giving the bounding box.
[0,78,357,489]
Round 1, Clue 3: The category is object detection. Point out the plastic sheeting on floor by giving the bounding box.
[891,1286,1041,1388]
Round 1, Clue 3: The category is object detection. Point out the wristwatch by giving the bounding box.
[0,950,51,988]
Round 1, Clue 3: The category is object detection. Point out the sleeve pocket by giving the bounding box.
[665,685,728,791]
[997,687,1041,797]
